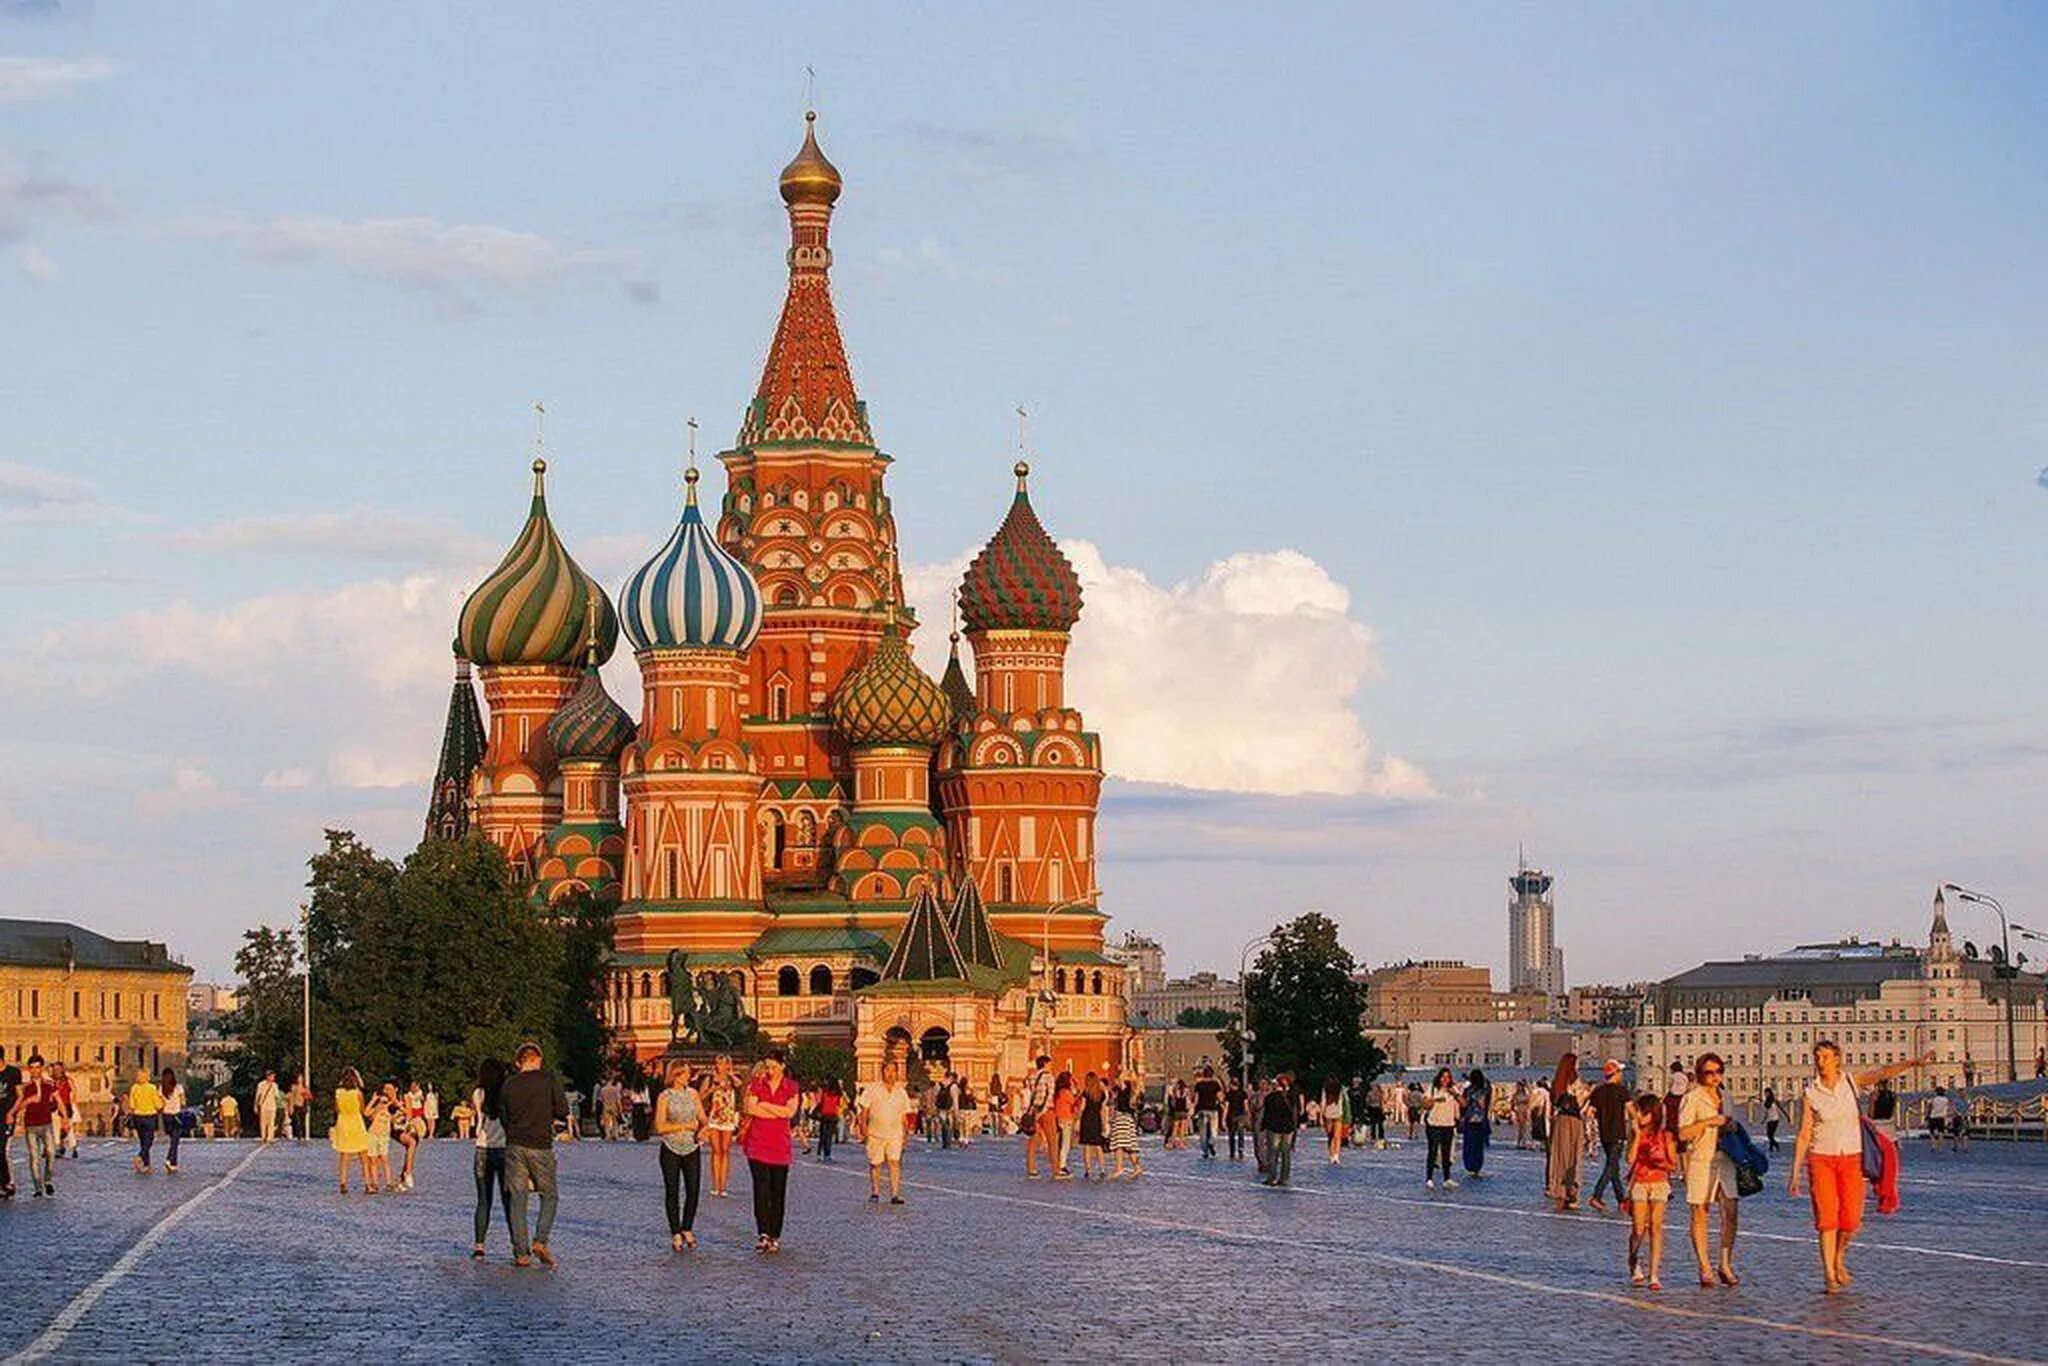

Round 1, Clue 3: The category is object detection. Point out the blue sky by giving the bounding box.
[3,4,2045,984]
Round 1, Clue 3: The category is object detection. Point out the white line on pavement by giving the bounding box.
[6,1145,269,1364]
[1144,1168,2048,1270]
[847,1166,2033,1364]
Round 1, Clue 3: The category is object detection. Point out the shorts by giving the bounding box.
[866,1132,905,1165]
[1629,1181,1671,1204]
[1808,1151,1865,1234]
[1927,1117,1946,1136]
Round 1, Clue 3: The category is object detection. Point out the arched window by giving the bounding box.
[808,964,834,996]
[640,972,653,999]
[1055,968,1068,993]
[1092,970,1104,996]
[769,682,790,722]
[777,966,801,997]
[996,864,1015,902]
[659,970,671,996]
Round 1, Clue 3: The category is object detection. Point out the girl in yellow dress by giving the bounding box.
[330,1067,372,1193]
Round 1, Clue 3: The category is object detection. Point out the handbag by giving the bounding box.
[1858,1116,1884,1184]
[1734,1161,1763,1198]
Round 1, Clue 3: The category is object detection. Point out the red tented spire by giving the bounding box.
[740,112,871,448]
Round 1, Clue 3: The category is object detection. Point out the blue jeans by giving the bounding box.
[504,1145,558,1258]
[1592,1138,1627,1204]
[132,1115,158,1166]
[1263,1129,1295,1185]
[1196,1110,1220,1158]
[472,1147,512,1246]
[24,1126,54,1191]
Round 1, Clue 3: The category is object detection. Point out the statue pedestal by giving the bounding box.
[654,1038,770,1076]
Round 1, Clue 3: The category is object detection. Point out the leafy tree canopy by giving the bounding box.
[1243,912,1386,1089]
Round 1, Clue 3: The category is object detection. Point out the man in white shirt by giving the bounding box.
[254,1072,280,1144]
[857,1060,916,1205]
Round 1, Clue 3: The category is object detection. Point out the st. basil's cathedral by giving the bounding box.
[424,114,1128,1084]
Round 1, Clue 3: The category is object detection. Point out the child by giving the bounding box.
[1626,1092,1676,1290]
[365,1087,394,1193]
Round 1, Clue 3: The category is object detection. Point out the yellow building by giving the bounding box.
[0,920,192,1126]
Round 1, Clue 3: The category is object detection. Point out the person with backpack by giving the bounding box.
[1787,1041,1928,1294]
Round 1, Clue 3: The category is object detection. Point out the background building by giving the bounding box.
[0,919,191,1124]
[1635,892,2048,1101]
[1107,932,1165,998]
[1566,983,1646,1028]
[1362,960,1493,1026]
[1133,970,1239,1026]
[1508,860,1564,1004]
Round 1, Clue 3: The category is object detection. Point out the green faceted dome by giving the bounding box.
[546,663,634,763]
[831,625,950,748]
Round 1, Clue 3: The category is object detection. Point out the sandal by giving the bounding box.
[682,1232,696,1250]
[471,1243,485,1260]
[1718,1266,1740,1287]
[672,1233,684,1254]
[1648,1279,1662,1292]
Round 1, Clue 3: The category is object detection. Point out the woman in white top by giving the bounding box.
[1422,1068,1461,1190]
[159,1069,188,1173]
[469,1058,510,1260]
[1787,1041,1926,1293]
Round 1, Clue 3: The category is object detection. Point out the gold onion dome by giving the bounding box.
[958,461,1083,633]
[457,459,619,667]
[779,110,842,206]
[831,622,950,748]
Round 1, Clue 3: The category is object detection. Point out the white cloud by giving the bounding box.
[164,509,495,566]
[0,154,114,248]
[185,214,655,315]
[171,766,217,792]
[0,55,121,104]
[12,241,58,280]
[906,543,1427,798]
[0,458,99,515]
[260,768,313,790]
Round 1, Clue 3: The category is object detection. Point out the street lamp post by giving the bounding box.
[1945,883,2017,1084]
[1238,932,1273,1085]
[298,902,313,1094]
[1032,894,1098,1063]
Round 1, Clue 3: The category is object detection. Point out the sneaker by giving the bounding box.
[1444,1178,1458,1189]
[1424,1179,1435,1190]
[890,1195,905,1205]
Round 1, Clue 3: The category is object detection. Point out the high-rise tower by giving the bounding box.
[1508,859,1563,1002]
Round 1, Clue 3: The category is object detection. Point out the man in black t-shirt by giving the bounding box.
[1586,1059,1633,1212]
[1191,1066,1224,1159]
[1258,1075,1301,1187]
[1223,1076,1249,1160]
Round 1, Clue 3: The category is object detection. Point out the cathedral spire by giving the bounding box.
[881,881,969,982]
[742,110,869,447]
[426,651,486,841]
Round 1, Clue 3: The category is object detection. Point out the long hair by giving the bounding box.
[1552,1052,1578,1096]
[476,1057,507,1122]
[339,1066,363,1091]
[1432,1067,1454,1090]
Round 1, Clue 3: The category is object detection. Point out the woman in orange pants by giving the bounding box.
[1788,1040,1927,1293]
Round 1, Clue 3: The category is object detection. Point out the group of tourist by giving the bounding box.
[0,1055,83,1197]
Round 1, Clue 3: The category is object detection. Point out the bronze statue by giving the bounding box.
[665,949,700,1044]
[695,970,757,1050]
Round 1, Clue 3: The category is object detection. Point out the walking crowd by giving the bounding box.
[0,1033,1984,1304]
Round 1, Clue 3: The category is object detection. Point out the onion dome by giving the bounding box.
[546,662,634,764]
[831,621,950,747]
[619,468,763,653]
[959,461,1082,633]
[779,110,842,207]
[458,460,618,667]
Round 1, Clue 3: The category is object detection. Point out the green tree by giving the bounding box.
[302,829,563,1109]
[788,1040,856,1093]
[1243,913,1386,1088]
[1177,1005,1240,1029]
[549,887,616,1096]
[226,924,302,1098]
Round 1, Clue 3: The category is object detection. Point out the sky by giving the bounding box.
[3,4,2046,987]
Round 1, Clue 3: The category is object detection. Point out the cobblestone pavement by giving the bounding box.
[1,1133,2044,1363]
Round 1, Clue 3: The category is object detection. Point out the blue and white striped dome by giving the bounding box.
[619,473,763,653]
